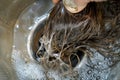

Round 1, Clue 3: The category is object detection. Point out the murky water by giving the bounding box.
[11,1,120,80]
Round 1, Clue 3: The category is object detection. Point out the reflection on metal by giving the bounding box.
[27,14,49,60]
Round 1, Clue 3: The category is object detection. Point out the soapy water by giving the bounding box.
[12,0,120,80]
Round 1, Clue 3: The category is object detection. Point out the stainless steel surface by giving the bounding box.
[0,0,52,80]
[0,0,120,80]
[12,0,53,79]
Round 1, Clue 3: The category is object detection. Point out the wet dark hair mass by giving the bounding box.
[34,0,120,69]
[44,0,120,56]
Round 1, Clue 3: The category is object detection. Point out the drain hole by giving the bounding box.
[76,50,84,61]
[49,56,56,61]
[70,50,85,68]
[28,15,85,68]
[36,42,46,58]
[38,42,41,47]
[70,54,79,67]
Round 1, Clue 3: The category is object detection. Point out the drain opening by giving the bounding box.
[70,50,85,67]
[70,54,79,67]
[36,42,46,58]
[31,28,85,68]
[28,15,85,69]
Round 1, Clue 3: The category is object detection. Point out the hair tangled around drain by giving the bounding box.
[34,0,120,76]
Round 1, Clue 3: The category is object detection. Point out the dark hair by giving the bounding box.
[37,1,120,68]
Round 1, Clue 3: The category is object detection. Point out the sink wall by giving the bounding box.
[0,0,35,79]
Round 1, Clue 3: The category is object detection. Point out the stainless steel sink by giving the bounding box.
[0,0,53,80]
[0,0,120,80]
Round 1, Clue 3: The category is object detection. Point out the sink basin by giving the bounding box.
[0,0,52,79]
[0,0,120,80]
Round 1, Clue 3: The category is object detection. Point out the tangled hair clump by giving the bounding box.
[34,0,120,75]
[44,1,120,56]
